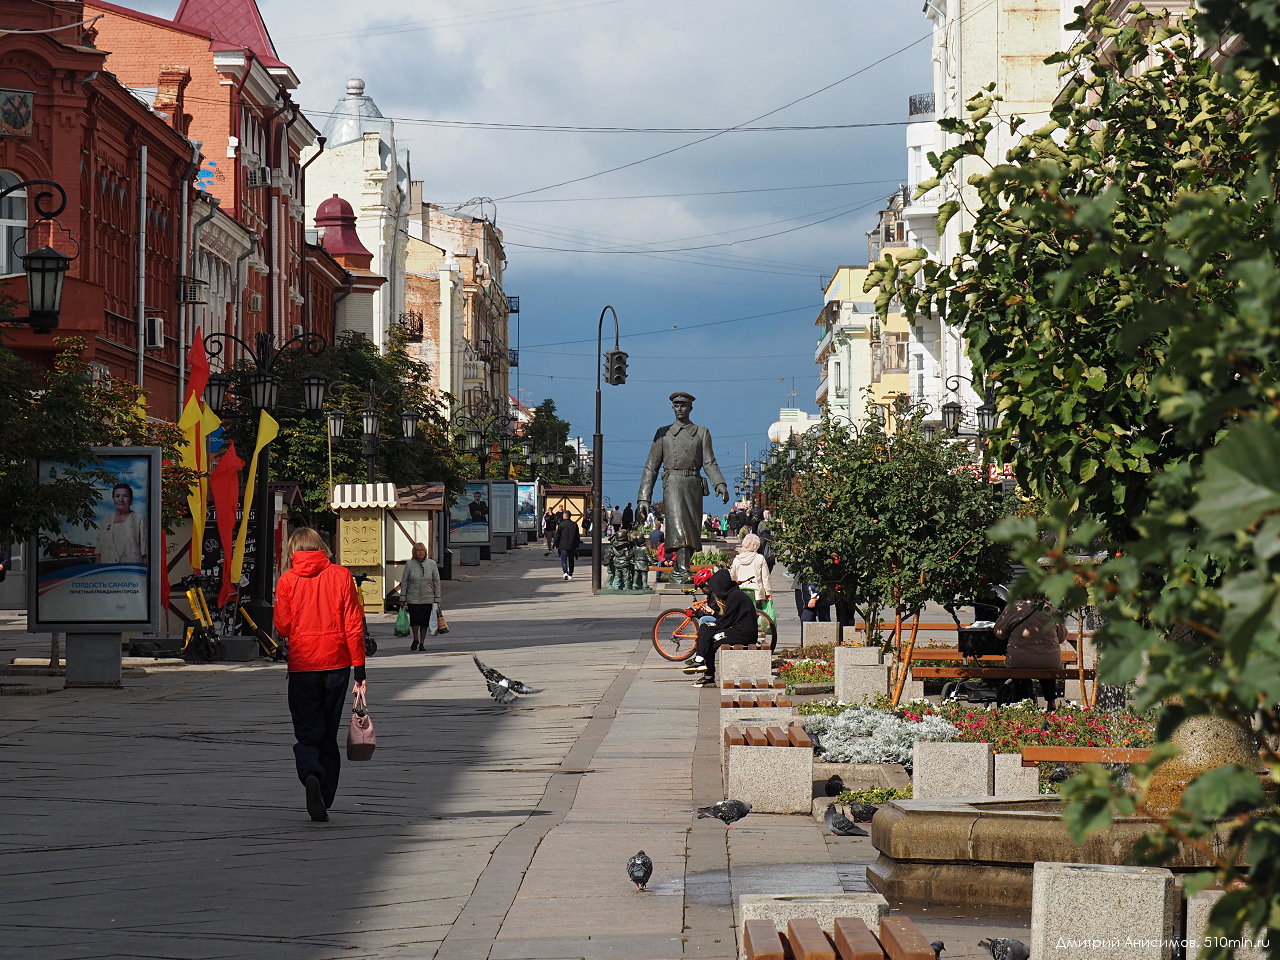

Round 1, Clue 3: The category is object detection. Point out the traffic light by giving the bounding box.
[604,348,629,385]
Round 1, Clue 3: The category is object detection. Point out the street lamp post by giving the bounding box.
[593,305,628,593]
[452,393,514,480]
[0,179,77,334]
[203,330,327,631]
[326,378,421,483]
[944,374,999,483]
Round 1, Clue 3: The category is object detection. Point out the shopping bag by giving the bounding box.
[346,688,376,761]
[436,608,450,635]
[428,605,439,636]
[394,605,410,637]
[760,599,777,623]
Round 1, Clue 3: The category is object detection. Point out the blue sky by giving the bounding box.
[126,0,930,512]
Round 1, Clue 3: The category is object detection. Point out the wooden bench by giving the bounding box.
[722,696,794,708]
[1020,744,1152,767]
[743,916,935,960]
[724,643,769,650]
[907,647,1078,664]
[723,679,786,690]
[724,725,813,749]
[910,666,1094,681]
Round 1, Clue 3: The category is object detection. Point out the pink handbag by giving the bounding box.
[346,688,376,761]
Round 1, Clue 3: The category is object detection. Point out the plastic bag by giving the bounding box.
[428,605,439,636]
[760,598,777,622]
[394,605,410,637]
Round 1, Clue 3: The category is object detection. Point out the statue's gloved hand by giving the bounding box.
[636,500,650,520]
[714,483,729,503]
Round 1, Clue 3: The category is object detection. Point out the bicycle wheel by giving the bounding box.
[652,609,699,661]
[364,636,378,656]
[756,610,777,652]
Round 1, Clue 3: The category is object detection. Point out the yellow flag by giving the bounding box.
[191,403,222,567]
[229,410,279,590]
[178,396,203,565]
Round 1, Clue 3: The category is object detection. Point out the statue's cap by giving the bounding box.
[669,391,696,403]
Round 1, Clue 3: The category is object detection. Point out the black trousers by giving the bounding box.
[559,548,576,575]
[695,622,721,677]
[288,667,350,809]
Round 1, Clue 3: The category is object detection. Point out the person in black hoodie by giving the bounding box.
[682,568,756,687]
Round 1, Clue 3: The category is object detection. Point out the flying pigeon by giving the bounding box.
[824,803,869,837]
[930,942,945,960]
[626,850,653,891]
[696,799,752,828]
[824,774,845,797]
[472,655,540,705]
[846,801,880,822]
[979,938,1029,960]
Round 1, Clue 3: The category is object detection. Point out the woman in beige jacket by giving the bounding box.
[730,533,772,606]
[994,597,1065,708]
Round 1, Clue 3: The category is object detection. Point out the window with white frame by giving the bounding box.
[0,171,27,278]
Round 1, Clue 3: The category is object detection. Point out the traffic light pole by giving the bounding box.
[592,305,625,593]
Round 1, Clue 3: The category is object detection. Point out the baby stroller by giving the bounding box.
[938,591,1009,704]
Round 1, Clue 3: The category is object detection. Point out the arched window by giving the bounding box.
[0,171,26,278]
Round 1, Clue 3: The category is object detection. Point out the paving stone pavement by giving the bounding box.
[0,547,1029,959]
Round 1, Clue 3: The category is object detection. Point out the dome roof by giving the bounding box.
[321,78,394,149]
[316,193,354,220]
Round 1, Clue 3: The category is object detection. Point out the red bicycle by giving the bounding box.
[651,589,777,661]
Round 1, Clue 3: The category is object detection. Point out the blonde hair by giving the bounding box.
[286,527,331,567]
[412,542,428,558]
[741,533,761,552]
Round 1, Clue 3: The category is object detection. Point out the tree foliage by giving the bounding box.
[867,6,1280,953]
[772,416,1010,640]
[523,397,585,484]
[0,336,195,544]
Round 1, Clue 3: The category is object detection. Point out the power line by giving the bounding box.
[521,304,820,348]
[451,178,902,204]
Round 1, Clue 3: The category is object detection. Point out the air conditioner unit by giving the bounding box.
[176,276,209,304]
[245,167,271,188]
[144,316,164,350]
[248,293,263,313]
[292,324,304,338]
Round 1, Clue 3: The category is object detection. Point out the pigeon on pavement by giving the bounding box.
[846,802,880,822]
[696,799,752,828]
[472,655,541,705]
[930,941,945,959]
[626,850,653,891]
[824,803,869,837]
[980,938,1029,960]
[824,774,845,797]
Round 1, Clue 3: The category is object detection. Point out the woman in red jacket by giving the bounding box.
[274,527,367,822]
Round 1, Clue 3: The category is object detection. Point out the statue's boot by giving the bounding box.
[670,548,693,584]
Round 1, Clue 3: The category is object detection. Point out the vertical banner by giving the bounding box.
[489,481,517,535]
[229,411,278,590]
[30,447,163,632]
[517,482,537,532]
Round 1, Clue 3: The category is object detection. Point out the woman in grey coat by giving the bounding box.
[399,542,441,650]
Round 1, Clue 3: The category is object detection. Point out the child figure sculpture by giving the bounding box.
[630,530,653,591]
[607,529,631,590]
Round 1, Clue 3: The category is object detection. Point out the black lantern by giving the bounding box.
[401,409,420,442]
[769,449,778,467]
[301,371,328,414]
[466,426,481,452]
[922,423,937,443]
[247,369,280,413]
[204,372,231,415]
[22,245,73,332]
[976,400,998,434]
[521,439,532,459]
[499,432,512,455]
[787,446,797,464]
[941,401,962,434]
[328,409,346,441]
[362,405,381,438]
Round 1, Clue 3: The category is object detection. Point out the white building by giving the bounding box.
[901,0,1063,429]
[302,78,409,352]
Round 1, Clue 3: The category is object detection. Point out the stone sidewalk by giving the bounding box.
[0,546,1027,959]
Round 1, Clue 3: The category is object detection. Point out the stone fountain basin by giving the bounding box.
[867,797,1220,908]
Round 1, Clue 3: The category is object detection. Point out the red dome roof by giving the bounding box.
[315,194,372,261]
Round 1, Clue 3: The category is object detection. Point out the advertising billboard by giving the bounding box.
[30,447,162,632]
[449,481,491,544]
[517,482,537,532]
[488,481,517,535]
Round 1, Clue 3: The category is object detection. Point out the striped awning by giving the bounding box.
[330,482,398,510]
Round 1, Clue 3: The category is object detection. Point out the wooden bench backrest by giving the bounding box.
[724,725,813,749]
[879,917,935,960]
[741,916,932,960]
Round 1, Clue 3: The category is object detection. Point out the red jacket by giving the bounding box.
[274,551,366,674]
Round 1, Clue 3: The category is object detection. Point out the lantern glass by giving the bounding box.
[555,453,564,466]
[521,439,532,458]
[787,446,797,463]
[977,401,998,434]
[301,372,327,414]
[248,370,280,412]
[467,427,481,452]
[22,245,72,321]
[362,405,381,438]
[401,409,420,441]
[328,409,346,441]
[204,372,230,415]
[454,432,466,452]
[922,423,937,443]
[499,432,512,454]
[769,450,778,466]
[941,401,962,433]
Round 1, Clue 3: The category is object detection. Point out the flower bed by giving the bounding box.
[779,658,833,685]
[802,706,958,765]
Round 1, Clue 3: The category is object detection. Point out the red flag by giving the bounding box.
[187,324,209,405]
[209,441,245,606]
[160,530,170,612]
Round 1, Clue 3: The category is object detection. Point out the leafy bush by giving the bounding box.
[803,707,958,765]
[690,550,729,567]
[836,785,912,805]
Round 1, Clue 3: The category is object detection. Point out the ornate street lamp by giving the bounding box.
[941,400,963,434]
[451,392,514,480]
[327,378,419,484]
[0,180,78,334]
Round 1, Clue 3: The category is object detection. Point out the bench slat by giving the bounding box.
[1020,745,1152,767]
[879,917,935,960]
[907,649,1078,664]
[910,666,1094,680]
[787,918,837,960]
[788,727,814,749]
[765,726,791,747]
[833,917,887,960]
[743,919,786,960]
[724,727,745,747]
[744,726,769,747]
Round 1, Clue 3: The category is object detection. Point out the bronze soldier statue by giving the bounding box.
[637,392,728,584]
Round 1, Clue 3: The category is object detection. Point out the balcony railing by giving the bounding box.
[909,92,935,118]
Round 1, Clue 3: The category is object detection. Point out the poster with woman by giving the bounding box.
[30,448,162,631]
[449,481,490,544]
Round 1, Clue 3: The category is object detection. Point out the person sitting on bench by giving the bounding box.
[994,597,1065,709]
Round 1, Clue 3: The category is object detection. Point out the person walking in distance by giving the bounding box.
[554,510,581,580]
[398,542,441,650]
[542,509,557,555]
[610,505,623,534]
[621,502,635,530]
[273,528,367,823]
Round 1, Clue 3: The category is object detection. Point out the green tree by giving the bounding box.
[869,6,1280,953]
[220,331,464,524]
[524,398,585,483]
[772,416,1010,659]
[0,336,195,544]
